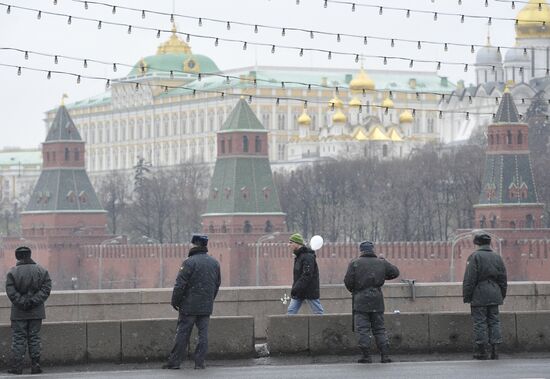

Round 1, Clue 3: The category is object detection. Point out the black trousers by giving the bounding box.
[354,312,389,353]
[11,319,42,367]
[167,314,210,367]
[471,305,502,345]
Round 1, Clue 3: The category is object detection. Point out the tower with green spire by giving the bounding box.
[474,88,544,229]
[202,98,286,285]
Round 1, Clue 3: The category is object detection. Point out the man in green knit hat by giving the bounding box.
[287,233,324,315]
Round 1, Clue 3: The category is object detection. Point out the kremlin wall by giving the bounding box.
[1,90,549,290]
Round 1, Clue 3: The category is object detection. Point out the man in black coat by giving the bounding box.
[163,234,221,370]
[463,232,507,360]
[287,233,324,315]
[344,241,399,364]
[5,246,52,375]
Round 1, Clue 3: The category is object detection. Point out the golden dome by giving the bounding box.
[332,109,347,123]
[328,95,344,109]
[381,97,394,109]
[399,110,414,123]
[156,23,192,55]
[516,0,550,39]
[349,97,362,107]
[349,67,375,92]
[297,109,312,125]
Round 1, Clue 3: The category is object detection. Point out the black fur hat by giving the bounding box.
[15,246,32,260]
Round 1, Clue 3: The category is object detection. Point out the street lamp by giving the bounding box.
[142,235,163,287]
[99,236,123,289]
[256,232,280,286]
[450,229,502,282]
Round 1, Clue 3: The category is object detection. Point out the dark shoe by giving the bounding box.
[161,363,180,369]
[473,344,489,360]
[31,365,42,374]
[357,348,372,363]
[380,354,393,363]
[194,363,205,369]
[7,368,23,375]
[490,344,499,360]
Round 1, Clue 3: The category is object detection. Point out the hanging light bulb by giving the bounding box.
[433,12,438,21]
[327,51,332,60]
[495,97,499,104]
[389,91,393,99]
[485,0,489,7]
[384,107,389,115]
[164,86,169,93]
[379,6,383,15]
[54,55,58,64]
[355,54,359,63]
[37,10,41,19]
[142,10,146,19]
[492,65,495,72]
[254,25,258,33]
[198,73,202,81]
[511,1,515,9]
[363,36,367,45]
[523,48,528,56]
[324,0,328,8]
[248,95,252,104]
[539,2,543,11]
[465,112,470,120]
[281,81,285,89]
[157,30,161,38]
[98,20,102,29]
[67,15,72,24]
[439,111,443,119]
[488,17,492,25]
[299,48,304,57]
[243,41,247,50]
[276,98,280,106]
[215,38,219,46]
[416,92,420,100]
[84,1,88,10]
[412,109,416,116]
[53,0,57,4]
[468,96,472,104]
[296,0,300,4]
[47,71,51,79]
[444,43,448,52]
[335,86,339,94]
[437,61,441,70]
[409,59,414,68]
[458,0,462,5]
[83,59,88,68]
[112,6,116,14]
[198,17,202,26]
[17,66,21,76]
[471,45,475,53]
[113,63,117,72]
[192,89,196,97]
[253,79,257,87]
[307,84,311,92]
[282,28,286,36]
[406,9,410,18]
[6,5,10,14]
[77,75,81,84]
[135,83,140,91]
[226,21,231,30]
[24,51,28,60]
[383,57,387,65]
[127,25,132,34]
[105,79,110,89]
[271,45,275,53]
[170,13,174,22]
[351,3,356,12]
[464,64,468,72]
[186,34,190,42]
[391,39,395,47]
[170,70,174,79]
[417,41,421,49]
[310,30,314,39]
[461,15,465,23]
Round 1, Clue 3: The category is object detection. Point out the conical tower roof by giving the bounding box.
[45,105,83,142]
[220,98,265,132]
[494,89,520,123]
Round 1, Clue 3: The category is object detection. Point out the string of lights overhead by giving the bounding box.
[70,0,550,55]
[2,61,544,122]
[3,2,550,78]
[1,46,545,105]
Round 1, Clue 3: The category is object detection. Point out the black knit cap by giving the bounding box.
[15,246,32,260]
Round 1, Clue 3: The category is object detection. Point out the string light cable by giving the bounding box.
[4,2,550,79]
[1,61,543,122]
[1,46,547,105]
[72,0,550,56]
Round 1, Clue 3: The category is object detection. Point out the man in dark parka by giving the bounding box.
[5,246,52,375]
[463,232,507,360]
[287,233,324,315]
[344,241,399,364]
[163,234,221,370]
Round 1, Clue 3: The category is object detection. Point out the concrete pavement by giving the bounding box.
[1,354,549,379]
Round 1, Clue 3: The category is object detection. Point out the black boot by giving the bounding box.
[379,344,392,363]
[31,359,42,375]
[357,348,372,364]
[473,343,488,360]
[7,368,22,375]
[490,344,499,360]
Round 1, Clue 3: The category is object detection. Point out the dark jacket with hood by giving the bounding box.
[291,246,321,300]
[344,251,399,313]
[171,246,221,315]
[5,258,52,321]
[463,245,507,306]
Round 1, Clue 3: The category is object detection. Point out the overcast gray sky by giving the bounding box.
[0,0,519,149]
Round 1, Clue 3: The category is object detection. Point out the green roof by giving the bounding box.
[128,53,220,76]
[204,157,283,215]
[0,150,41,165]
[220,98,266,131]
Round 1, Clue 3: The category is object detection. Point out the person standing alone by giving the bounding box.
[463,232,507,360]
[163,234,221,370]
[5,246,52,375]
[344,241,399,364]
[287,233,324,315]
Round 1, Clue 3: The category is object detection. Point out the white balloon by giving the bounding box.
[310,235,324,251]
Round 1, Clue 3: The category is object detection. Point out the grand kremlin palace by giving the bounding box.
[40,0,550,176]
